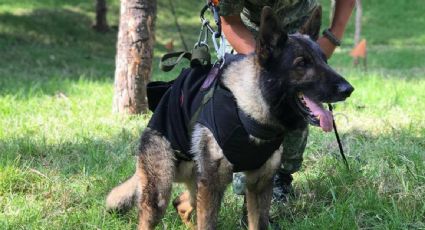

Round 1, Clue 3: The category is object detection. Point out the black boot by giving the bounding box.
[272,172,294,203]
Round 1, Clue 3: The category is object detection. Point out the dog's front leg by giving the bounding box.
[192,126,233,230]
[196,159,232,230]
[245,148,282,230]
[245,178,273,230]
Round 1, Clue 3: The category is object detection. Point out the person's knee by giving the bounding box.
[279,159,303,175]
[280,127,308,174]
[282,127,308,157]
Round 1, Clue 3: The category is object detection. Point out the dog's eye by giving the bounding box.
[294,57,306,67]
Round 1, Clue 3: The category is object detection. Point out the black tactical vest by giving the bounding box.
[147,54,284,172]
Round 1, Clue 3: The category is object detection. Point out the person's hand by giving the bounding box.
[317,36,337,59]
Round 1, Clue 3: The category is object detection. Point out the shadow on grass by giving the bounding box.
[0,131,140,229]
[0,130,139,209]
[0,9,116,46]
[0,8,118,98]
[0,5,202,98]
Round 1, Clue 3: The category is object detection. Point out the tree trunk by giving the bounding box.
[93,0,109,32]
[353,0,362,65]
[354,0,362,46]
[329,0,336,23]
[113,0,157,114]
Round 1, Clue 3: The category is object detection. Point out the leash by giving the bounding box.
[328,104,350,170]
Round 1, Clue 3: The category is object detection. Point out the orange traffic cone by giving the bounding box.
[165,39,174,52]
[350,39,367,69]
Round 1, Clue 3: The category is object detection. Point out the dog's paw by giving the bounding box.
[173,191,195,229]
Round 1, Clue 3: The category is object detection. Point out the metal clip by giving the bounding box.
[212,32,226,62]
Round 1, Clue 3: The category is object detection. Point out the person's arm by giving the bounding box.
[317,0,356,59]
[221,15,256,54]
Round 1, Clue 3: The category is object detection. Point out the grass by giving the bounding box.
[0,0,424,229]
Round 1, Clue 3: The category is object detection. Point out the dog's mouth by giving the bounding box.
[296,93,333,132]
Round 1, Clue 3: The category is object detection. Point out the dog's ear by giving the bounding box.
[298,6,322,41]
[257,6,288,67]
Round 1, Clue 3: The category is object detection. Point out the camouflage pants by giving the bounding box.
[233,127,309,195]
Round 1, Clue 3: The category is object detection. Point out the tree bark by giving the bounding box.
[113,0,157,114]
[93,0,109,32]
[354,0,362,46]
[353,0,362,65]
[329,0,336,23]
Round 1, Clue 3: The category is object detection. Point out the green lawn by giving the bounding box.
[0,0,424,229]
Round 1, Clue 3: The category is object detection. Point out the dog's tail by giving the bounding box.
[106,173,139,212]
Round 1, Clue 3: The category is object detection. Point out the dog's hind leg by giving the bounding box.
[136,129,176,230]
[245,148,283,230]
[192,125,233,230]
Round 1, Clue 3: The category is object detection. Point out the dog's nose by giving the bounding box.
[337,83,354,97]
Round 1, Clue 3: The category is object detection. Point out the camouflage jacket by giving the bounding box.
[219,0,318,34]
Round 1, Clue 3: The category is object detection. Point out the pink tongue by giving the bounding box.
[303,96,333,132]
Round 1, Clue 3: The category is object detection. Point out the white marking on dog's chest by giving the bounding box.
[222,57,271,124]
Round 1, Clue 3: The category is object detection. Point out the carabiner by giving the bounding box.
[212,32,226,59]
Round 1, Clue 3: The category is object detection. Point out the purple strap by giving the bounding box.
[201,66,219,89]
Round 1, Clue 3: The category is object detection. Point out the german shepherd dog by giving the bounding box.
[106,6,354,230]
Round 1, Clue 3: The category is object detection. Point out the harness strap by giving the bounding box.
[188,79,216,135]
[159,47,212,72]
[159,51,192,72]
[328,104,350,170]
[238,109,284,140]
[187,66,221,135]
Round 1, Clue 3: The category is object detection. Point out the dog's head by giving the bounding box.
[256,6,354,131]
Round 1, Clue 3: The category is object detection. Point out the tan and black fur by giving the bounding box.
[106,6,353,230]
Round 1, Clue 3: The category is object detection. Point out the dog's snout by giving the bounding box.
[337,83,354,97]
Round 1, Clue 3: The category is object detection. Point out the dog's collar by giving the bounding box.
[238,109,284,141]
